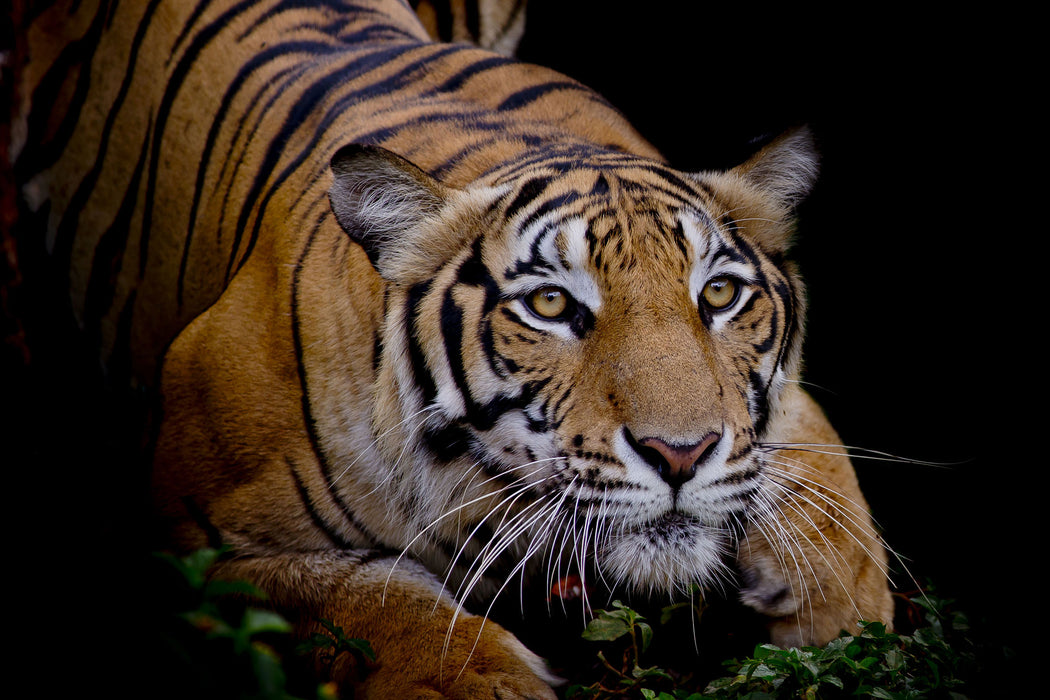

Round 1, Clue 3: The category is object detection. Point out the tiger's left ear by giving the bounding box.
[696,126,819,254]
[731,126,820,211]
[329,144,472,282]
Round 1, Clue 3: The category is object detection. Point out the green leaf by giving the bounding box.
[582,611,633,642]
[882,648,905,671]
[249,641,289,697]
[242,608,294,637]
[637,620,654,653]
[822,674,844,689]
[631,663,671,682]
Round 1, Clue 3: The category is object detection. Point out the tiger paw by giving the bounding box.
[352,612,559,699]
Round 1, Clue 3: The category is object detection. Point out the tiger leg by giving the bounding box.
[210,553,559,699]
[737,385,895,647]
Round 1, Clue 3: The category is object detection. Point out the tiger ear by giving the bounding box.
[694,126,819,254]
[730,126,820,210]
[329,144,451,277]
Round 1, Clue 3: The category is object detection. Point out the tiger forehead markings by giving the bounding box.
[15,0,894,695]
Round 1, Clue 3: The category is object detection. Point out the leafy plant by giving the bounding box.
[140,549,978,699]
[147,547,354,700]
[564,591,975,700]
[566,598,708,699]
[704,592,975,699]
[298,618,376,688]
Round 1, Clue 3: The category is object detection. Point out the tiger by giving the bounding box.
[9,0,894,697]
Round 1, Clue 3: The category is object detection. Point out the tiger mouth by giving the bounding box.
[607,509,723,547]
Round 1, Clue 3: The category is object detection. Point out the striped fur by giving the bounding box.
[12,0,893,695]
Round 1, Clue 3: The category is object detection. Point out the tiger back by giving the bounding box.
[11,1,894,697]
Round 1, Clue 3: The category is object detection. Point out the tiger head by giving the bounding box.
[328,129,817,598]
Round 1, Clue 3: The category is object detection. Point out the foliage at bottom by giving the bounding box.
[136,549,980,699]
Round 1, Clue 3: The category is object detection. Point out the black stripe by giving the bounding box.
[210,61,312,249]
[504,177,549,221]
[181,496,226,550]
[440,256,553,433]
[423,53,513,95]
[498,0,527,37]
[240,1,421,44]
[287,457,359,549]
[54,0,163,313]
[170,0,212,62]
[405,280,439,404]
[225,42,453,281]
[423,423,471,461]
[496,81,590,111]
[141,0,262,277]
[522,190,582,231]
[439,275,473,417]
[179,39,342,306]
[464,0,480,41]
[349,102,536,152]
[291,213,381,546]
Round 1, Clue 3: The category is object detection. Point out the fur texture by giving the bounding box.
[13,1,893,696]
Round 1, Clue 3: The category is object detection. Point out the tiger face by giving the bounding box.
[330,133,812,599]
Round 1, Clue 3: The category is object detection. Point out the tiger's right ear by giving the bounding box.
[328,144,450,276]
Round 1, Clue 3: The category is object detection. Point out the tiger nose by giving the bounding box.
[638,433,721,489]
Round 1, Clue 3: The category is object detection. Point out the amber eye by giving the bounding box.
[701,276,739,310]
[526,286,571,319]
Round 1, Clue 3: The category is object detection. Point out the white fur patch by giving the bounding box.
[599,515,731,595]
[502,217,603,330]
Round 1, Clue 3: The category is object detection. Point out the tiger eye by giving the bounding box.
[527,286,569,319]
[701,276,738,310]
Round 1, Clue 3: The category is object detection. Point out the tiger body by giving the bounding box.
[12,1,893,696]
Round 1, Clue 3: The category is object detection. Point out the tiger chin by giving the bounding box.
[16,1,892,697]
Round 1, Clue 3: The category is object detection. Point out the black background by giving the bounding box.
[518,1,1033,693]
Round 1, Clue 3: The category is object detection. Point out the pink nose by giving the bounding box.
[638,433,721,488]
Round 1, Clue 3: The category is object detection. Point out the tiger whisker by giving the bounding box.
[336,404,440,495]
[439,467,561,601]
[761,460,895,582]
[757,479,859,614]
[758,441,960,469]
[745,489,823,634]
[382,458,561,603]
[444,491,568,679]
[441,460,573,598]
[760,453,927,612]
[758,449,896,543]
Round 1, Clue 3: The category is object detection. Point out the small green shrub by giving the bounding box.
[143,550,976,699]
[147,547,371,700]
[565,592,975,700]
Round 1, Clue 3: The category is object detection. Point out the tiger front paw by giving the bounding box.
[351,611,559,699]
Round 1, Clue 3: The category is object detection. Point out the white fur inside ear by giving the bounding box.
[328,145,445,263]
[347,174,436,241]
[737,127,820,208]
